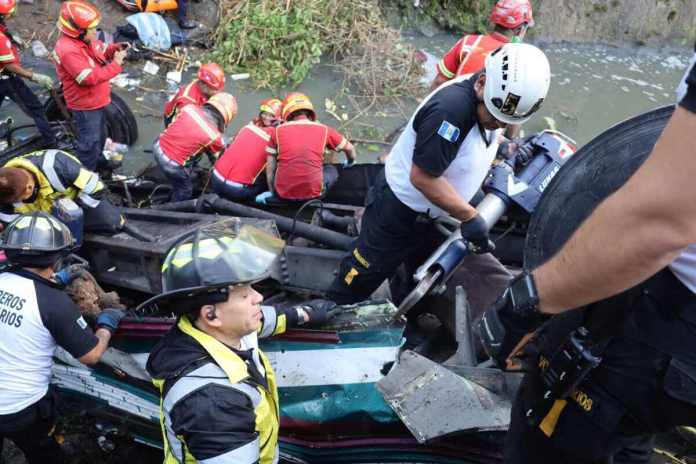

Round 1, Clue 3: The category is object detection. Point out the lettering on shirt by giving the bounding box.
[0,290,26,328]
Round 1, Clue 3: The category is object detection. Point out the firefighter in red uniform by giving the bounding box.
[154,92,236,202]
[53,0,128,172]
[431,0,534,90]
[212,98,282,201]
[163,63,225,128]
[256,93,356,205]
[0,0,59,147]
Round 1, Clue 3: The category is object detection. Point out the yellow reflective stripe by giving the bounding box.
[457,35,483,75]
[273,314,286,336]
[73,168,95,190]
[181,80,197,100]
[539,399,568,437]
[178,316,249,384]
[344,267,358,285]
[0,53,15,62]
[437,59,455,79]
[246,123,271,142]
[335,137,347,151]
[75,68,93,84]
[183,105,219,143]
[352,248,370,269]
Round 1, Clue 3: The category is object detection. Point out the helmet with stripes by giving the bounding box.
[206,92,237,126]
[57,0,101,39]
[0,212,75,267]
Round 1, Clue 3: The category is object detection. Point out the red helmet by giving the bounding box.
[197,63,225,91]
[57,0,101,38]
[489,0,534,29]
[0,0,17,17]
[207,92,237,125]
[281,92,315,121]
[259,98,282,119]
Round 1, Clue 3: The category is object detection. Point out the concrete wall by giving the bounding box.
[531,0,696,45]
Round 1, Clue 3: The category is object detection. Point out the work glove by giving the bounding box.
[514,136,536,166]
[31,72,54,90]
[96,307,126,334]
[459,213,493,253]
[295,299,335,327]
[476,270,550,369]
[255,191,274,205]
[53,263,88,286]
[343,157,355,167]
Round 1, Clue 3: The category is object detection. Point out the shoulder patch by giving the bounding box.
[437,121,460,143]
[76,316,88,330]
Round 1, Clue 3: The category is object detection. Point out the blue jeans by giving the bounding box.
[0,75,56,145]
[154,140,193,202]
[72,108,106,171]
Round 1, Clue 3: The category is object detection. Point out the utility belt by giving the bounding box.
[524,267,696,435]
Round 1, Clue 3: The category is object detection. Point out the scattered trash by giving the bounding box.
[230,73,250,81]
[112,73,141,89]
[166,70,182,84]
[31,40,49,58]
[142,61,160,76]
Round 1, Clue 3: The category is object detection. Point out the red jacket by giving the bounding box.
[159,105,224,166]
[269,116,347,200]
[214,122,273,185]
[53,35,122,110]
[437,32,509,79]
[0,24,20,72]
[163,79,208,121]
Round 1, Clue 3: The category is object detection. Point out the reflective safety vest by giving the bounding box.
[3,149,104,216]
[213,122,273,185]
[455,34,508,77]
[158,105,225,166]
[272,118,347,200]
[163,80,208,122]
[153,316,280,464]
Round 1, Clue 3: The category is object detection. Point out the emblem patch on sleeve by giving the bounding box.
[76,316,88,330]
[437,121,460,142]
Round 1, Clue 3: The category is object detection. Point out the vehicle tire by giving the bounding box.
[44,91,139,145]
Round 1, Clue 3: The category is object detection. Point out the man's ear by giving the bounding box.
[199,304,220,326]
[475,73,487,98]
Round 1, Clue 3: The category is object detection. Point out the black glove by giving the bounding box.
[295,299,335,326]
[476,270,550,368]
[96,308,126,333]
[54,263,88,286]
[514,136,536,166]
[459,214,492,253]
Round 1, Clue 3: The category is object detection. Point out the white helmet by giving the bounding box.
[483,43,550,125]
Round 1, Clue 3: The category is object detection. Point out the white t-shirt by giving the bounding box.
[0,271,97,414]
[385,75,500,218]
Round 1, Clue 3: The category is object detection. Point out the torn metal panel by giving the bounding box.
[377,350,511,443]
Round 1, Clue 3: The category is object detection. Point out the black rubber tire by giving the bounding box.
[44,91,138,145]
[524,105,675,268]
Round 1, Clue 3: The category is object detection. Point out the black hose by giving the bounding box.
[122,222,156,242]
[288,199,323,244]
[155,194,353,251]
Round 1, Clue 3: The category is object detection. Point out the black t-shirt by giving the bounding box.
[680,48,696,114]
[412,78,480,177]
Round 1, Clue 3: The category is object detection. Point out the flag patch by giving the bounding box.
[437,121,460,142]
[76,316,88,330]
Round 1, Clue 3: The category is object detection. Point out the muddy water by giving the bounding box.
[1,39,692,173]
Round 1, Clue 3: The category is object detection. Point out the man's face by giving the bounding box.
[259,112,276,127]
[474,74,508,131]
[199,82,219,97]
[83,27,98,43]
[215,284,264,337]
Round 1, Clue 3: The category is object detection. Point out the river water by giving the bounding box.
[2,36,692,173]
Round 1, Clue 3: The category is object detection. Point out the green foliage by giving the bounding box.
[209,1,327,88]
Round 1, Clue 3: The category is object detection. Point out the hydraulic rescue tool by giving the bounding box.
[394,131,577,320]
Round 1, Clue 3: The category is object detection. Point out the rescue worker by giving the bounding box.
[0,149,123,234]
[163,62,225,128]
[431,0,534,90]
[145,222,333,464]
[212,98,282,201]
[53,0,128,171]
[475,46,696,464]
[329,43,550,305]
[0,212,124,464]
[154,92,236,202]
[257,92,356,204]
[0,0,59,147]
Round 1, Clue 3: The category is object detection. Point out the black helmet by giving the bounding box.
[0,212,75,267]
[136,220,284,315]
